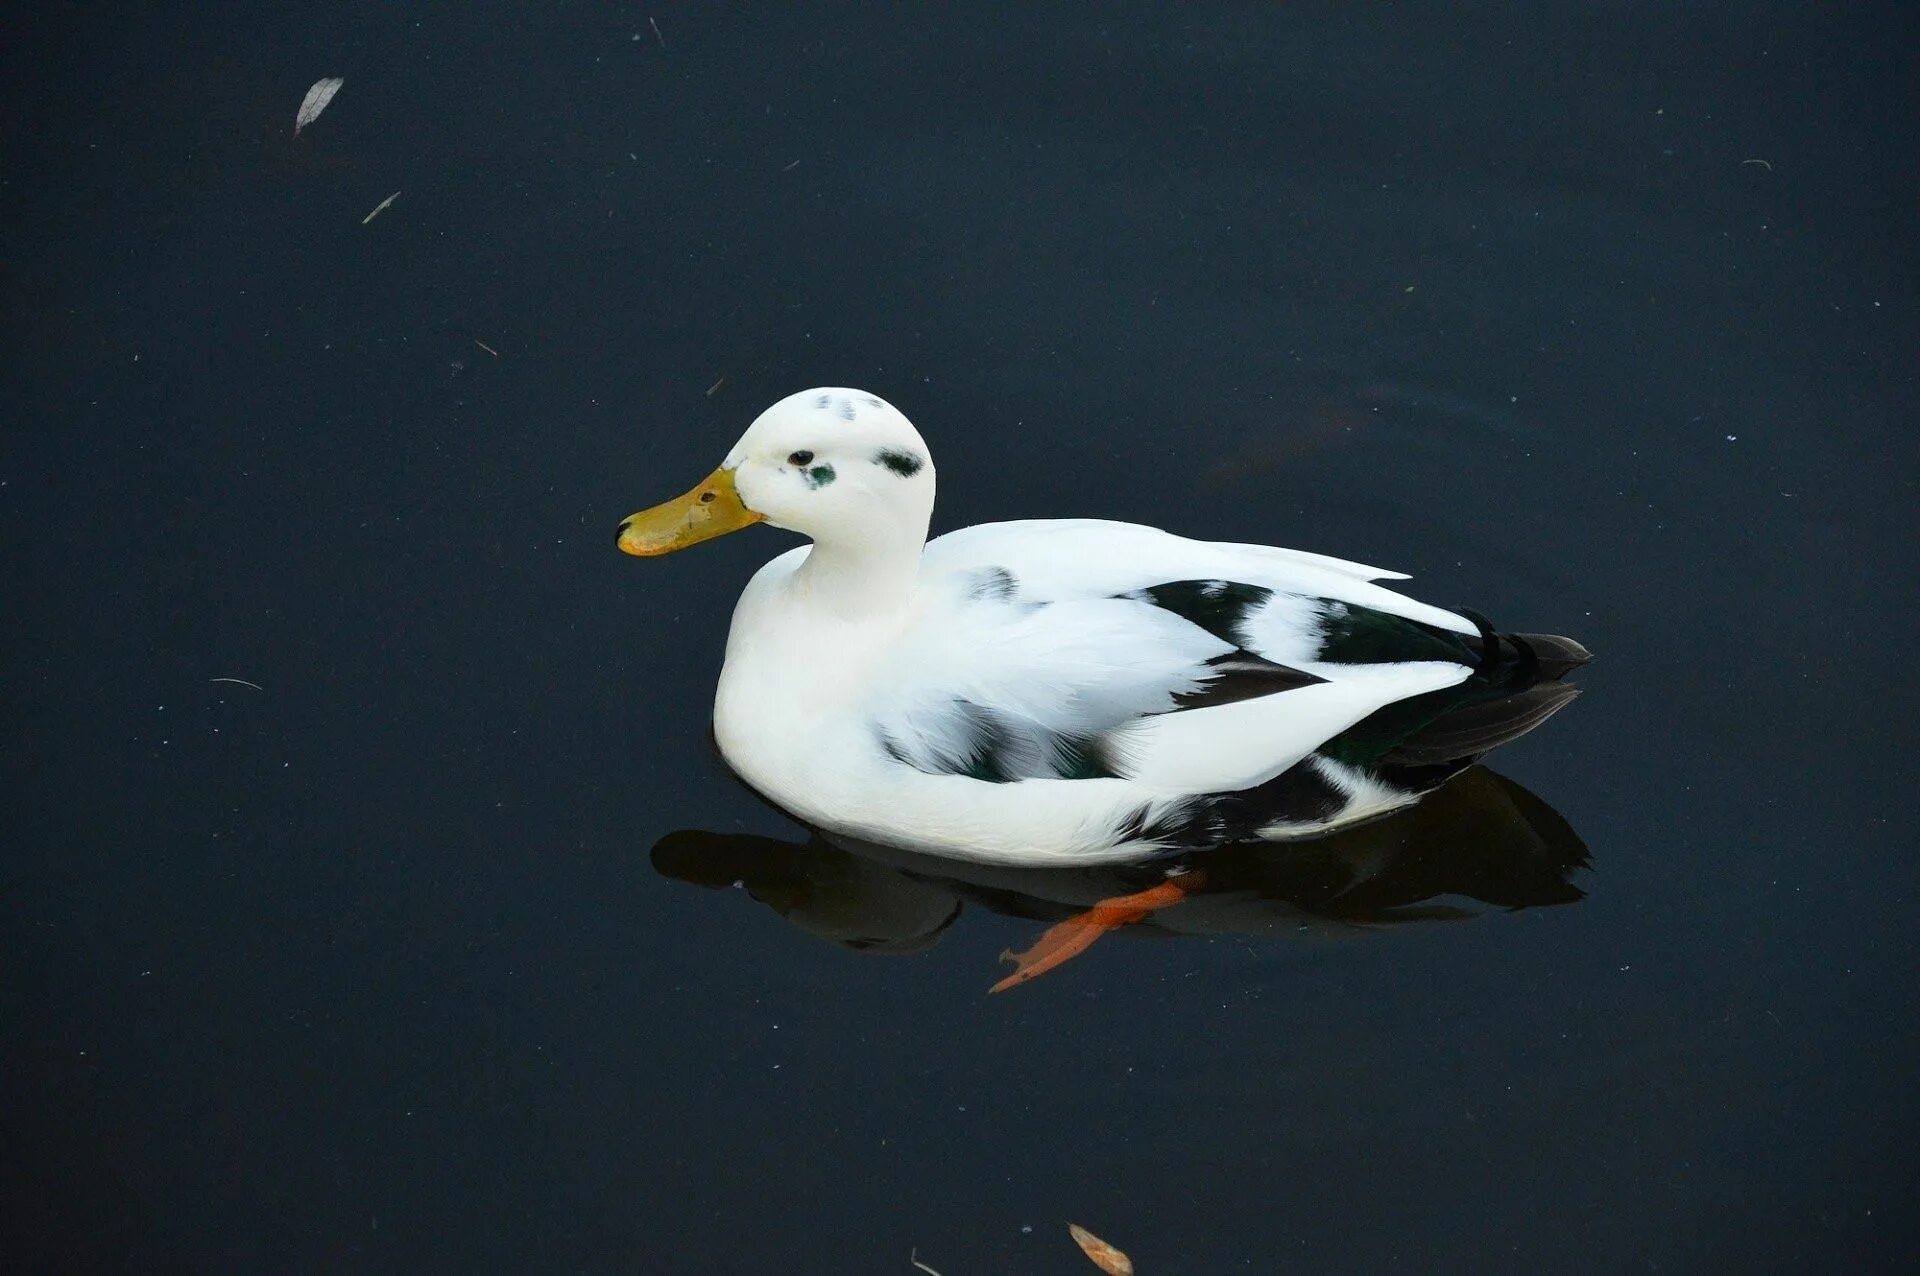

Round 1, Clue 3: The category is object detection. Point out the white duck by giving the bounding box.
[620,388,1587,868]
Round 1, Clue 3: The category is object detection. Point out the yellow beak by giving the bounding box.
[618,465,765,557]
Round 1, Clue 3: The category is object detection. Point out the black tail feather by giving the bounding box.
[1508,631,1592,680]
[1380,681,1582,767]
[1380,628,1589,769]
[1321,626,1591,784]
[1131,620,1590,847]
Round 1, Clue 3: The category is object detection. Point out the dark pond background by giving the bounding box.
[5,3,1915,1271]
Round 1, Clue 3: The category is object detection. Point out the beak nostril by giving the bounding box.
[618,464,760,558]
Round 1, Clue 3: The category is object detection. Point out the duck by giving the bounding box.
[619,387,1588,870]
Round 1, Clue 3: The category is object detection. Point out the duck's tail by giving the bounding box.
[1367,626,1591,784]
[1125,616,1591,853]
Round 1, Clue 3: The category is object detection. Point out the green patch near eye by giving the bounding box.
[805,464,836,488]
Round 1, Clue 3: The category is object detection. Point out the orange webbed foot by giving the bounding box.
[989,871,1202,993]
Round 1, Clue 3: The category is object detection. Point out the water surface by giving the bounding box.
[4,4,1915,1271]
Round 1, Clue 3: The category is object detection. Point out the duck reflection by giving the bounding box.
[652,767,1587,992]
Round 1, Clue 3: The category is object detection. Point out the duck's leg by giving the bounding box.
[989,869,1204,993]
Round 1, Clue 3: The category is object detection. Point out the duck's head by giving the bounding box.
[618,388,935,557]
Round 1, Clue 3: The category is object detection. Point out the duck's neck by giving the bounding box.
[788,509,930,621]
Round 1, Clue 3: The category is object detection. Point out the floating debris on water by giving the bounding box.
[1068,1223,1134,1275]
[361,191,400,224]
[294,77,344,136]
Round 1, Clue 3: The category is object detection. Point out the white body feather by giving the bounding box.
[714,519,1474,865]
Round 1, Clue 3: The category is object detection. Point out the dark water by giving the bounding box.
[5,4,1916,1271]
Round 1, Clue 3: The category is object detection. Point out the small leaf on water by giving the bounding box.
[362,191,400,224]
[1068,1223,1134,1275]
[294,77,345,136]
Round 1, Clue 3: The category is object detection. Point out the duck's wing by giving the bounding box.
[922,518,1475,635]
[869,520,1486,808]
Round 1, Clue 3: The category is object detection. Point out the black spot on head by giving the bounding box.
[815,393,832,409]
[838,398,856,422]
[864,396,883,408]
[874,448,923,477]
[804,463,836,489]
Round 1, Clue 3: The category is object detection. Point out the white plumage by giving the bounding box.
[620,388,1585,866]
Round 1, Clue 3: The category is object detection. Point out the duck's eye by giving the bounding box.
[788,450,814,466]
